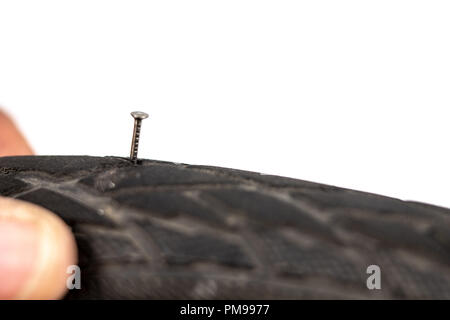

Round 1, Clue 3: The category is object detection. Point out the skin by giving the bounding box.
[0,111,34,156]
[0,110,77,299]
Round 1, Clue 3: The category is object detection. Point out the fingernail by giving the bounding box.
[0,221,39,299]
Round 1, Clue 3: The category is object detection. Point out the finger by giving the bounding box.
[0,110,34,156]
[0,197,77,299]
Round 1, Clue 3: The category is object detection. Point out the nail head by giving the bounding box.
[131,111,149,120]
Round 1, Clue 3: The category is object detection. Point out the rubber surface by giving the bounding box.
[1,156,450,299]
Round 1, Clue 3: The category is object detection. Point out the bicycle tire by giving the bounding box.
[1,156,449,299]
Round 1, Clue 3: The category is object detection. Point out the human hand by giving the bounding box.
[0,110,77,299]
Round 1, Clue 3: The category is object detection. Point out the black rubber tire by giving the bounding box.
[1,156,450,299]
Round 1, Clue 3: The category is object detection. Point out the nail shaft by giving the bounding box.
[130,119,141,161]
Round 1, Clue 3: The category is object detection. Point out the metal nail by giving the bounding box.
[130,111,149,163]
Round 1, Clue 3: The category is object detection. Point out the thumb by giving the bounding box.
[0,197,77,299]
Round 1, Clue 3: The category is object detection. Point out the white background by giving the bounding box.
[0,1,449,208]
